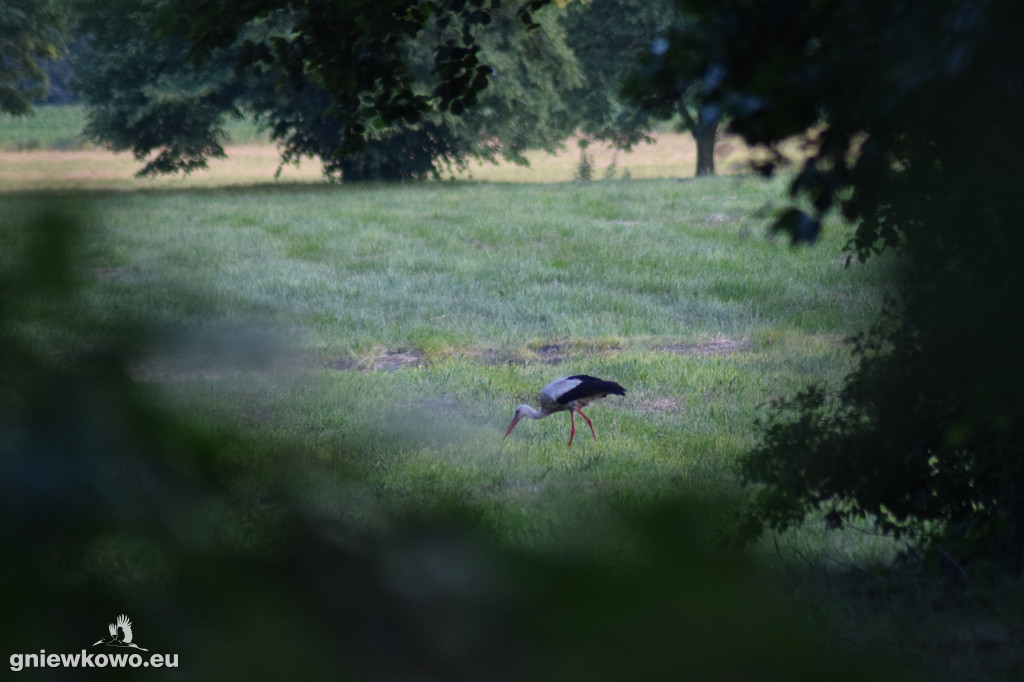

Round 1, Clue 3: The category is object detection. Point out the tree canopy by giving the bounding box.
[0,0,70,115]
[75,0,577,180]
[76,0,739,180]
[259,4,582,181]
[161,0,552,121]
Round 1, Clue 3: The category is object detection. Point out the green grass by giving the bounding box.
[0,104,90,150]
[79,178,884,347]
[0,104,269,151]
[6,177,892,545]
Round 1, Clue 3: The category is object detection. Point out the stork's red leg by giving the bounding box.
[577,408,598,441]
[568,410,576,447]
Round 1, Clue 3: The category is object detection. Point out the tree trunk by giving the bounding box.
[693,110,720,177]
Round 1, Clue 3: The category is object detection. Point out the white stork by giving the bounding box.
[504,375,626,447]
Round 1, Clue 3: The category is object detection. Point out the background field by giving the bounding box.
[0,104,804,190]
[4,106,1020,681]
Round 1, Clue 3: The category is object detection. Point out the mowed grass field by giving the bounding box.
[6,177,887,543]
[5,107,1022,681]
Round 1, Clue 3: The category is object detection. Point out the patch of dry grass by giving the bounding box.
[0,132,814,192]
[451,132,810,183]
[0,146,325,192]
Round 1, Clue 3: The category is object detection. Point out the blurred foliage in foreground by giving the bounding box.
[0,210,891,678]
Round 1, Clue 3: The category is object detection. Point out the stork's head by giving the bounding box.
[503,404,531,440]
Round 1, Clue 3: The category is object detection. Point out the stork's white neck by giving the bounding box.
[517,404,546,419]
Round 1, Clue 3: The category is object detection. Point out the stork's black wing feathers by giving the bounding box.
[557,375,627,405]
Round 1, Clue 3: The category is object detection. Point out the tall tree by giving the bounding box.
[0,0,70,114]
[250,3,582,181]
[564,0,720,176]
[640,0,1024,570]
[75,0,577,180]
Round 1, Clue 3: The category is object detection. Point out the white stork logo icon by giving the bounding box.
[91,614,149,652]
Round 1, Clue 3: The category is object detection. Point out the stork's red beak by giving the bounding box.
[503,414,522,440]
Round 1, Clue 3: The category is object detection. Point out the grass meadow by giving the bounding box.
[3,106,1022,681]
